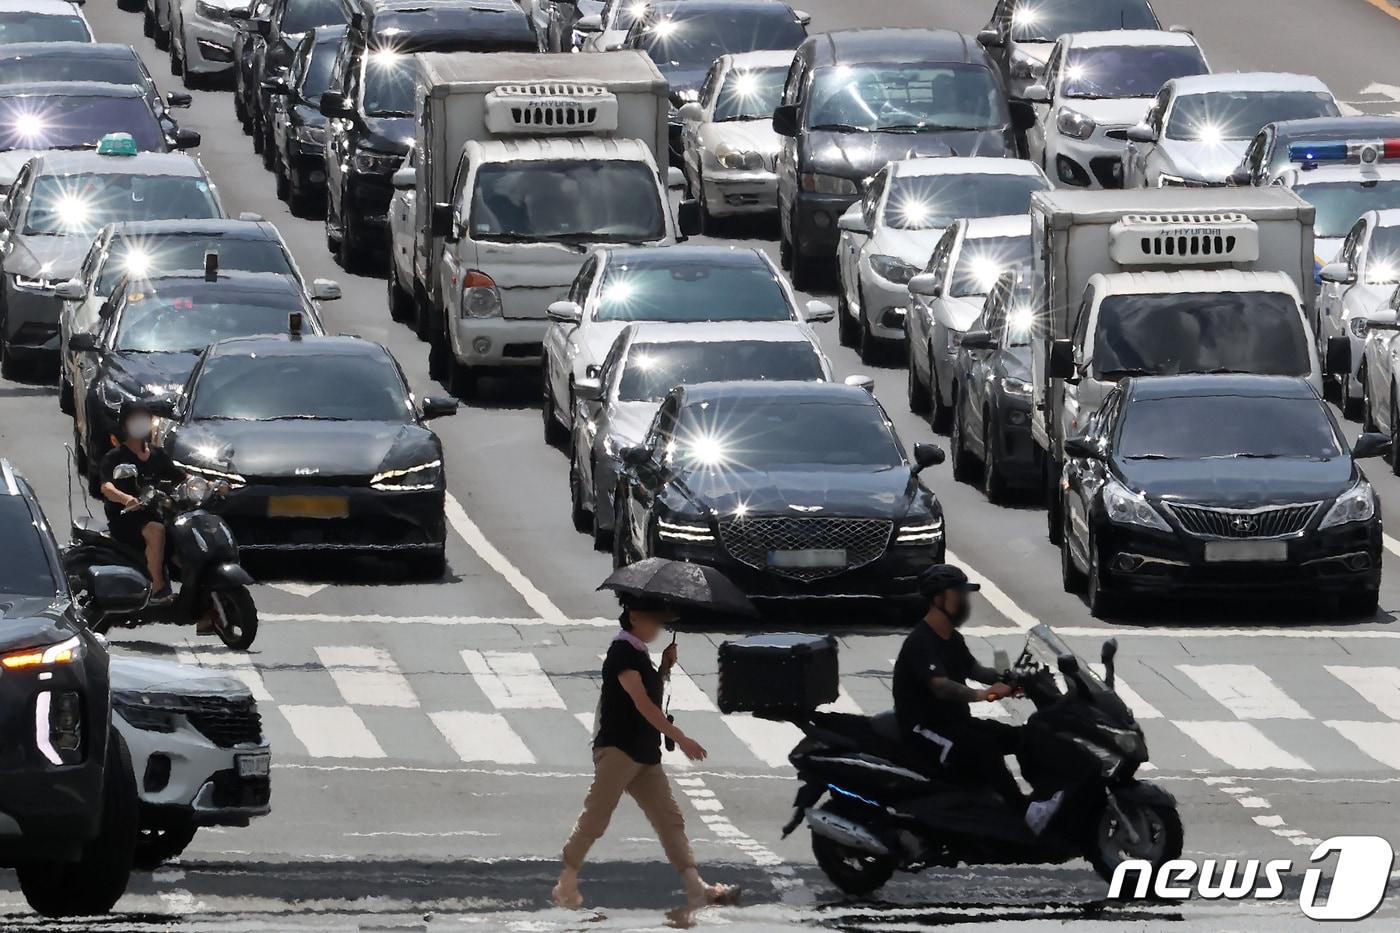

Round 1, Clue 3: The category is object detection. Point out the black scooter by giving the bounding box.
[775,624,1181,896]
[64,462,259,650]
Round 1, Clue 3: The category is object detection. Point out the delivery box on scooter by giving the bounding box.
[717,633,839,714]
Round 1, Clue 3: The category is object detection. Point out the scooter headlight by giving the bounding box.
[181,475,212,506]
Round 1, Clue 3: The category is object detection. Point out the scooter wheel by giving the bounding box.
[811,827,895,897]
[1090,800,1183,884]
[208,586,258,650]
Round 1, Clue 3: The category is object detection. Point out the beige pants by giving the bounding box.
[561,746,695,873]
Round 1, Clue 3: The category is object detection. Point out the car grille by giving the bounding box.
[1166,502,1320,539]
[185,695,263,748]
[717,516,892,581]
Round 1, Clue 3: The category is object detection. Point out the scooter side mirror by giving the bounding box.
[1100,638,1118,689]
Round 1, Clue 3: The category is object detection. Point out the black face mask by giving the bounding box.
[947,598,971,627]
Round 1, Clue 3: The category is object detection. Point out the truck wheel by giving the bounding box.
[133,820,197,870]
[447,358,476,399]
[208,586,258,650]
[18,732,139,917]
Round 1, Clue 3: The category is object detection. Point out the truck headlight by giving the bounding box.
[1056,107,1096,140]
[1102,477,1170,532]
[868,254,918,286]
[461,271,502,319]
[800,172,859,195]
[1320,480,1376,528]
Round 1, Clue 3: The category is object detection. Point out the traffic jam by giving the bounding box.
[1,0,1399,926]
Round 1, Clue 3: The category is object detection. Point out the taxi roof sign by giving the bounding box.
[96,132,138,156]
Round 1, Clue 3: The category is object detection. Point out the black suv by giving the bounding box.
[320,0,535,266]
[0,459,150,916]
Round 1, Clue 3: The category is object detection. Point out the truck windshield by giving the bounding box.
[634,11,804,70]
[618,341,824,402]
[1295,180,1400,238]
[361,50,415,116]
[1166,91,1339,142]
[713,65,787,121]
[469,160,665,243]
[1117,395,1340,461]
[1091,291,1310,380]
[1010,0,1157,42]
[884,174,1046,230]
[808,63,1007,133]
[1061,45,1208,100]
[950,235,1033,297]
[1367,227,1400,284]
[0,496,58,597]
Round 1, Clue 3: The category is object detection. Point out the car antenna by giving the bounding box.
[204,250,218,282]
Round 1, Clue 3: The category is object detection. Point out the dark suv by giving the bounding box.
[320,0,535,266]
[0,459,150,917]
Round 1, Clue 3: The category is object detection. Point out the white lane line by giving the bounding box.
[315,646,418,708]
[1177,664,1310,720]
[445,492,565,623]
[946,547,1035,631]
[1090,663,1162,719]
[462,649,566,710]
[1176,722,1312,770]
[268,582,327,598]
[176,648,272,702]
[721,715,802,769]
[1326,721,1400,769]
[821,686,863,715]
[262,613,616,627]
[280,705,385,758]
[1384,535,1400,558]
[1326,666,1400,719]
[430,710,536,764]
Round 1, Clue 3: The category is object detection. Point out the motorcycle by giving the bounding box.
[64,462,259,650]
[774,624,1181,896]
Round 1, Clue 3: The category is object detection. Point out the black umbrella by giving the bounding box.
[598,558,758,618]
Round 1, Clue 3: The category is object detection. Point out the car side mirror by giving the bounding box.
[391,166,415,190]
[793,8,811,25]
[1019,84,1049,104]
[1048,338,1075,380]
[803,299,834,323]
[1353,432,1391,459]
[67,332,98,352]
[908,272,941,297]
[960,329,997,351]
[546,300,583,324]
[620,445,651,466]
[576,12,602,31]
[836,210,867,235]
[420,395,458,419]
[1063,435,1100,460]
[976,27,1004,48]
[678,102,704,123]
[1126,123,1157,144]
[574,376,603,401]
[1100,637,1118,689]
[1325,335,1351,378]
[320,90,351,118]
[911,442,945,473]
[771,103,798,138]
[1320,261,1355,285]
[676,199,701,238]
[55,279,86,301]
[173,128,201,149]
[166,91,192,108]
[843,374,875,393]
[86,565,150,615]
[311,278,341,301]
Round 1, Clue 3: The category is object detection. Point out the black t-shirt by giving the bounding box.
[101,444,182,524]
[594,636,664,764]
[893,623,977,734]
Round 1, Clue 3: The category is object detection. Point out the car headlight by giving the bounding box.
[195,0,233,20]
[657,517,715,543]
[99,378,140,411]
[869,254,918,286]
[11,272,57,292]
[895,515,943,545]
[800,172,859,195]
[113,691,179,732]
[1056,107,1095,141]
[1320,479,1376,528]
[172,458,246,487]
[353,149,402,174]
[715,144,763,171]
[1102,477,1170,532]
[2,635,82,670]
[1350,316,1371,339]
[293,123,325,145]
[371,459,442,491]
[1001,376,1032,396]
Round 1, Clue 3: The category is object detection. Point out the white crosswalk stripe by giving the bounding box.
[1175,721,1312,770]
[1178,664,1310,720]
[316,646,418,708]
[1326,666,1400,719]
[722,715,803,769]
[431,710,536,764]
[1325,721,1400,769]
[463,649,567,709]
[280,705,386,758]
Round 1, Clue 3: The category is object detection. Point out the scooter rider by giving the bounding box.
[99,400,185,603]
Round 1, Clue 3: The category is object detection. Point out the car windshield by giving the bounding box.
[1166,91,1339,142]
[884,174,1045,230]
[113,286,307,353]
[361,49,414,116]
[24,174,219,236]
[1061,45,1208,100]
[670,397,903,471]
[991,293,1036,346]
[191,352,409,421]
[596,257,792,322]
[0,94,163,151]
[808,63,1007,133]
[713,64,787,121]
[619,340,823,402]
[0,496,57,596]
[1091,291,1310,379]
[99,236,292,294]
[1295,181,1400,238]
[470,160,665,243]
[0,12,90,43]
[301,40,338,98]
[281,0,345,36]
[1367,227,1400,284]
[1118,394,1340,460]
[0,56,146,88]
[604,0,644,31]
[634,11,803,70]
[950,235,1033,297]
[1010,0,1158,41]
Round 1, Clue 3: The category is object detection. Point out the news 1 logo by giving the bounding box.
[1108,836,1394,920]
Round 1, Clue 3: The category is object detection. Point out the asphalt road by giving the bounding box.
[4,0,1400,929]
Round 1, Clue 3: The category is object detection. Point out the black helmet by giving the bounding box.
[117,400,154,439]
[917,564,981,600]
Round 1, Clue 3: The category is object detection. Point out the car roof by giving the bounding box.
[137,270,303,292]
[625,321,814,344]
[720,49,797,70]
[1265,116,1400,140]
[603,244,767,266]
[1167,72,1332,96]
[1284,164,1400,185]
[961,214,1033,239]
[0,80,144,98]
[891,156,1042,180]
[1370,208,1400,227]
[806,28,983,67]
[207,334,386,359]
[1125,374,1317,400]
[32,150,204,176]
[0,41,135,59]
[107,218,278,238]
[0,0,82,12]
[643,0,797,16]
[677,380,875,406]
[365,0,531,45]
[1064,29,1198,49]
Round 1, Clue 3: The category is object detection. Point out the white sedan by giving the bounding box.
[1319,208,1400,417]
[1360,283,1400,444]
[835,156,1048,364]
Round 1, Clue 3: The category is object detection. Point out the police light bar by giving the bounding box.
[1289,139,1400,165]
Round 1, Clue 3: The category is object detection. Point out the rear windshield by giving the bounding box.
[0,11,91,43]
[619,340,823,401]
[0,495,57,596]
[1061,45,1208,100]
[1295,180,1400,239]
[100,237,292,294]
[1166,91,1339,142]
[470,160,665,243]
[884,174,1046,231]
[1010,0,1158,42]
[1117,395,1340,461]
[596,257,792,322]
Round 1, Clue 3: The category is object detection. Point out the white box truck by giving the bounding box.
[396,51,695,396]
[1028,187,1333,541]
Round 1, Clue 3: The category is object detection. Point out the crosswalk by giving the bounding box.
[156,638,1400,776]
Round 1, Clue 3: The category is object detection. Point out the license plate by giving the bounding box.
[267,495,348,519]
[1204,540,1288,563]
[236,752,270,778]
[768,548,847,568]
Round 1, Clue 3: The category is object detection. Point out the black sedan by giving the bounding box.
[612,380,946,609]
[949,270,1038,501]
[1059,374,1387,617]
[69,270,327,491]
[160,334,458,575]
[265,24,342,213]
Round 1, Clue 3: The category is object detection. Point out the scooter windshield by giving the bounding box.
[1027,624,1109,692]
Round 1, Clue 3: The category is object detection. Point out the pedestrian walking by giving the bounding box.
[554,595,738,910]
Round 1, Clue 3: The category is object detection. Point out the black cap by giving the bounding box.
[917,564,981,599]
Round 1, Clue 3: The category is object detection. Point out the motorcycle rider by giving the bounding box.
[98,400,184,603]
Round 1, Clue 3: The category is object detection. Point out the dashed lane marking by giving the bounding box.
[1177,664,1310,720]
[1327,665,1400,719]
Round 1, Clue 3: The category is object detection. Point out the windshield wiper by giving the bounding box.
[876,123,991,133]
[1098,368,1155,379]
[1201,452,1282,460]
[809,122,869,133]
[50,143,98,150]
[263,414,352,421]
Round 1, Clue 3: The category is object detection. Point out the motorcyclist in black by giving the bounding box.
[98,400,184,602]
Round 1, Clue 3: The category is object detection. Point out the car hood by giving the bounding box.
[869,225,945,267]
[362,116,413,156]
[0,596,71,652]
[103,351,201,397]
[110,655,247,696]
[1159,138,1251,183]
[1350,282,1399,315]
[808,129,1013,181]
[578,321,629,373]
[1121,456,1355,508]
[702,119,780,153]
[601,400,658,446]
[5,232,91,280]
[0,149,38,187]
[998,346,1032,382]
[169,419,437,479]
[1064,96,1154,127]
[932,294,986,331]
[678,465,919,518]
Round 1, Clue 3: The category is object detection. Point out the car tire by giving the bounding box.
[274,153,290,201]
[1085,530,1117,619]
[169,36,183,77]
[950,392,975,484]
[836,290,857,347]
[982,412,1007,503]
[1060,501,1085,594]
[447,358,476,399]
[1362,364,1377,432]
[1046,455,1064,545]
[233,82,247,125]
[568,452,591,534]
[591,500,613,552]
[856,287,880,365]
[1342,363,1363,421]
[117,0,142,10]
[17,732,138,917]
[387,259,414,324]
[154,19,170,51]
[132,820,198,871]
[338,204,368,269]
[696,173,720,236]
[778,218,793,271]
[928,352,952,434]
[788,212,817,290]
[142,6,155,37]
[541,367,566,447]
[260,122,276,171]
[906,340,930,414]
[59,375,74,415]
[1391,392,1400,477]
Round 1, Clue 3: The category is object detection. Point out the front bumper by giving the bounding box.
[215,482,446,553]
[793,191,859,257]
[990,394,1038,483]
[450,312,549,370]
[860,268,911,340]
[345,171,397,235]
[119,715,270,826]
[701,168,777,216]
[184,17,237,74]
[1048,130,1128,189]
[3,280,64,357]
